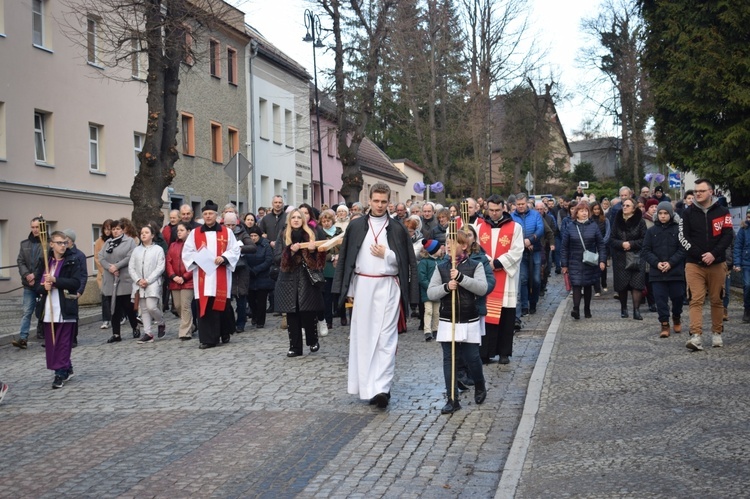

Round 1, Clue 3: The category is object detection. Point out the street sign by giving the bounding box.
[223,152,251,182]
[525,172,534,192]
[668,172,681,189]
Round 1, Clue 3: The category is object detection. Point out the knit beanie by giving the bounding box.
[422,239,440,255]
[657,201,673,219]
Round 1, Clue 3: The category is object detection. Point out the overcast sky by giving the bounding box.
[233,0,613,141]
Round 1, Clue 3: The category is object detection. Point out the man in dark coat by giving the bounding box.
[13,216,43,349]
[332,183,418,409]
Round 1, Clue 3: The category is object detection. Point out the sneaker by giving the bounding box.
[686,334,704,351]
[157,323,166,338]
[318,320,329,337]
[594,292,601,297]
[63,369,75,382]
[602,288,608,293]
[712,334,723,348]
[137,333,154,344]
[11,338,28,350]
[132,327,141,339]
[0,383,8,404]
[120,317,127,325]
[136,315,144,326]
[52,376,64,389]
[100,321,110,329]
[424,333,433,342]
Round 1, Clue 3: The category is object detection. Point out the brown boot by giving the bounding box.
[660,322,670,338]
[673,316,682,334]
[723,307,729,321]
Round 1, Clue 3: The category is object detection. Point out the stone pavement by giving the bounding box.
[511,289,750,498]
[0,277,567,498]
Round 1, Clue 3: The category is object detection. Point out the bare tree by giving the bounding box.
[461,0,537,194]
[60,0,238,227]
[315,0,397,204]
[580,0,652,188]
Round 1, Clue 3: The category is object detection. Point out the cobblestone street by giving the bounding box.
[0,279,565,498]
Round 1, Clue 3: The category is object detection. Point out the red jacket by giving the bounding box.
[166,239,193,290]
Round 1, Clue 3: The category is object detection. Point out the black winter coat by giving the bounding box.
[332,214,419,311]
[610,208,647,292]
[642,218,686,282]
[561,219,606,286]
[34,250,83,321]
[273,229,326,313]
[246,238,274,291]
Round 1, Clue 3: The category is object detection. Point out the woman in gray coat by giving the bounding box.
[99,219,139,342]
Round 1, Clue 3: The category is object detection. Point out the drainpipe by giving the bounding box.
[247,39,259,213]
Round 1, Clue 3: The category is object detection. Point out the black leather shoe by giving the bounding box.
[287,350,302,357]
[310,342,320,353]
[373,392,390,408]
[441,399,461,414]
[499,355,510,365]
[341,316,348,326]
[571,310,580,320]
[106,335,121,344]
[132,328,141,339]
[584,310,592,319]
[199,343,216,350]
[529,307,537,315]
[474,384,487,405]
[621,309,628,318]
[221,336,230,344]
[633,309,643,320]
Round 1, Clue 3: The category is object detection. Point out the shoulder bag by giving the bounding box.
[576,225,599,267]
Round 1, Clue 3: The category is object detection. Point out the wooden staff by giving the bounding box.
[460,200,470,233]
[447,218,457,403]
[38,216,55,346]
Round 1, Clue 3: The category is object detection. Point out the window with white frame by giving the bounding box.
[272,104,281,143]
[259,99,268,139]
[32,0,44,46]
[134,132,144,174]
[0,102,6,159]
[87,16,100,65]
[89,124,102,171]
[34,112,47,163]
[285,109,293,148]
[131,34,147,80]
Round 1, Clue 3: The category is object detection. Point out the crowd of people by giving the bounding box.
[6,177,748,412]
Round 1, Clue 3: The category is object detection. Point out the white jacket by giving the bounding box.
[128,243,165,299]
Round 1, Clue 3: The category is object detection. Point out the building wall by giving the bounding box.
[392,160,425,202]
[0,0,146,293]
[172,24,249,214]
[310,113,344,208]
[249,56,308,211]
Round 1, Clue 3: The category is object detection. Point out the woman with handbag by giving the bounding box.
[610,199,648,320]
[561,201,606,319]
[273,209,326,357]
[98,219,139,343]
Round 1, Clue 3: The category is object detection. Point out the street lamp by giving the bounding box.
[303,9,325,208]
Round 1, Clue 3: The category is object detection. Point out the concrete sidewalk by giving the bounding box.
[510,290,750,497]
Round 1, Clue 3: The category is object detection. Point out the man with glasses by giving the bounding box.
[679,178,734,350]
[13,216,43,349]
[35,231,83,388]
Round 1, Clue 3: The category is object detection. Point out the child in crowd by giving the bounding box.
[418,239,444,342]
[641,202,687,337]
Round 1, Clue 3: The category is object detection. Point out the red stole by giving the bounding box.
[478,220,515,325]
[193,226,230,317]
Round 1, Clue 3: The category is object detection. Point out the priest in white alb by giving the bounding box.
[182,200,241,349]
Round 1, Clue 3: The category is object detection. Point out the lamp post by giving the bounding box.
[303,9,325,208]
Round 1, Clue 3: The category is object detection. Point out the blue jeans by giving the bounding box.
[651,281,685,323]
[553,234,562,270]
[441,341,484,400]
[518,250,542,312]
[234,295,247,330]
[20,287,37,340]
[743,268,750,310]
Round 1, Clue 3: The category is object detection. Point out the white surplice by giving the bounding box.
[181,228,241,299]
[347,215,400,400]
